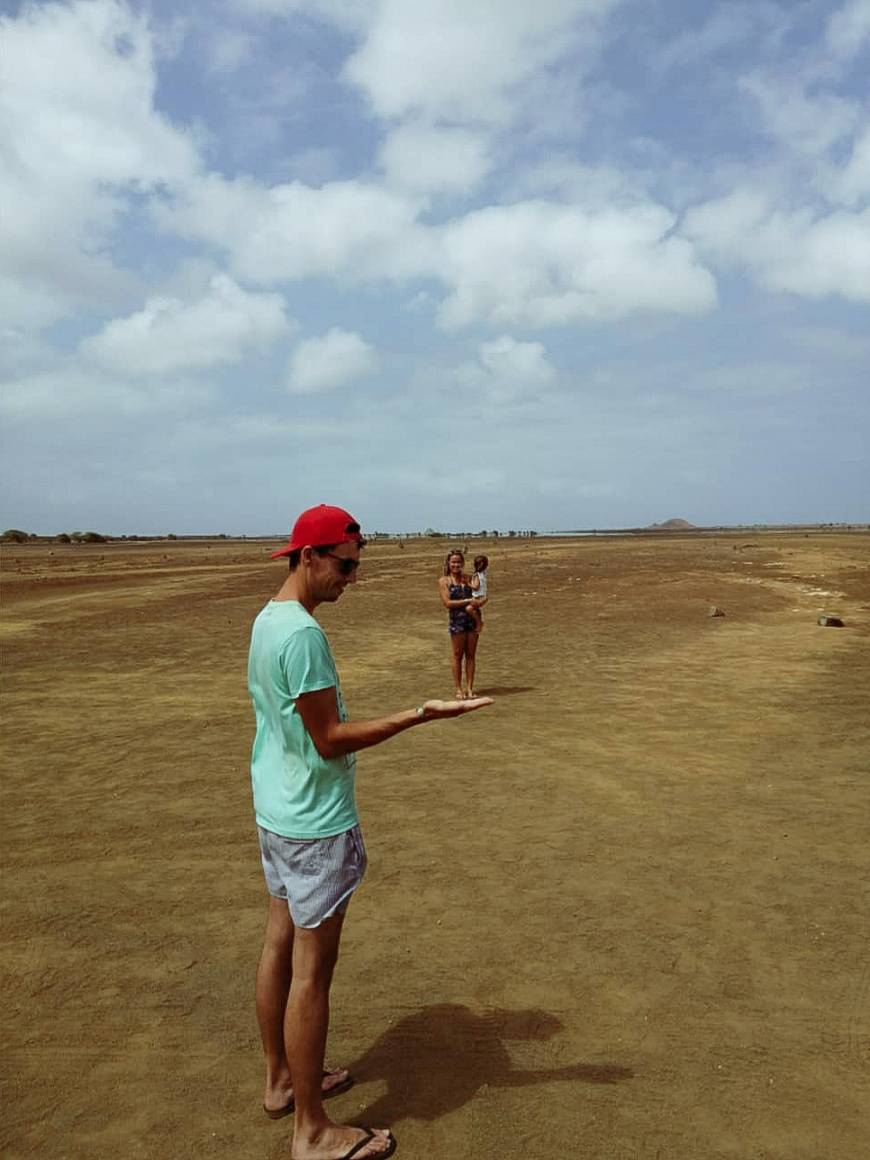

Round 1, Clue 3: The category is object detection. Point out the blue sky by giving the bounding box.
[1,0,868,535]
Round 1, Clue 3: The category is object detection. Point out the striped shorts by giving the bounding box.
[257,824,368,929]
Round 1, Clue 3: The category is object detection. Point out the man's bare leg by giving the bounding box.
[288,913,393,1159]
[256,898,351,1116]
[257,897,295,1112]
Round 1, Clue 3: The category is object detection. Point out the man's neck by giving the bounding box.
[275,572,317,614]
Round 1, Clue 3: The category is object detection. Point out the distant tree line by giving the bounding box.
[417,528,538,539]
[3,529,109,543]
[3,527,545,543]
[1,530,236,543]
[2,528,99,543]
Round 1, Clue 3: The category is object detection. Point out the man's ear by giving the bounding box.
[300,545,314,567]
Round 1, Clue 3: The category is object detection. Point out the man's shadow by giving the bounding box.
[349,1004,632,1124]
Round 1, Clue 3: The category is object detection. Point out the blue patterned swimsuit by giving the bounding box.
[448,581,476,635]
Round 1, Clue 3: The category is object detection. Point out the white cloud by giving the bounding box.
[770,210,870,301]
[0,0,195,186]
[654,4,784,74]
[0,366,211,422]
[379,122,491,194]
[826,127,870,206]
[205,26,256,72]
[456,335,556,403]
[80,275,291,375]
[684,191,870,303]
[286,147,343,186]
[343,0,616,125]
[228,0,620,209]
[142,6,717,330]
[0,0,200,330]
[679,4,870,300]
[154,174,721,330]
[287,329,379,394]
[0,259,131,335]
[4,0,870,538]
[509,160,647,206]
[159,175,432,282]
[827,0,870,59]
[740,72,859,157]
[437,200,717,328]
[231,0,365,27]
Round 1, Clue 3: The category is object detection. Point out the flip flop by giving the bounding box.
[341,1130,397,1160]
[263,1068,354,1119]
[290,1130,396,1160]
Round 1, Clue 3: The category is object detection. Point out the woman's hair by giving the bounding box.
[443,548,465,576]
[473,554,489,572]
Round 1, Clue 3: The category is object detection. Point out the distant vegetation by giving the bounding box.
[2,528,107,543]
[2,523,865,547]
[421,528,536,538]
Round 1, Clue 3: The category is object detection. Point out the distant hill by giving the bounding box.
[648,518,697,530]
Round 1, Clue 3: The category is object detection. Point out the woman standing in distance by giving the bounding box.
[438,549,480,699]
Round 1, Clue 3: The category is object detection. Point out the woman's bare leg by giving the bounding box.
[464,631,479,697]
[450,633,466,697]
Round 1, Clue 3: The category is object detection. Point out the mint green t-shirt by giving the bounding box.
[247,600,357,838]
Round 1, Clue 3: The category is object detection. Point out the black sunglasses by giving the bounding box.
[323,552,359,576]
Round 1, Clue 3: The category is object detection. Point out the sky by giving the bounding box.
[1,0,868,536]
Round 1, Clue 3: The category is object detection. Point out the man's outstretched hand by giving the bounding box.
[420,697,494,719]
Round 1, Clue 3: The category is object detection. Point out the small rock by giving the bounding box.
[818,615,844,627]
[709,605,726,617]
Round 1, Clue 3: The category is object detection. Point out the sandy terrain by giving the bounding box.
[2,531,868,1159]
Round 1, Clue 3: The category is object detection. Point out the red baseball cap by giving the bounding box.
[270,504,363,559]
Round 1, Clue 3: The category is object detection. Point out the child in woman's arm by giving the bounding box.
[466,554,489,633]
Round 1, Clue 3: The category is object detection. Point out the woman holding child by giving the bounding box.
[438,549,488,699]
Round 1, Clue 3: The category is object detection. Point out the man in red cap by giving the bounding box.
[248,504,491,1160]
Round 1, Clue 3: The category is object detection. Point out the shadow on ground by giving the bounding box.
[350,1004,632,1125]
[475,686,535,697]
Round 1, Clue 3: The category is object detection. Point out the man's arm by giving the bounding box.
[296,687,492,760]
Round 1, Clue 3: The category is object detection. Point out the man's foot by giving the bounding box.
[455,688,466,700]
[263,1066,353,1119]
[291,1125,396,1159]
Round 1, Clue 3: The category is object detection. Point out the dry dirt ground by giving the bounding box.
[2,532,868,1160]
